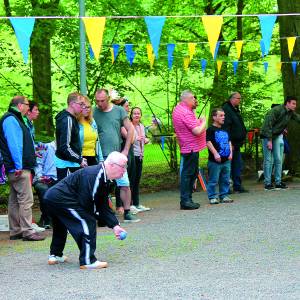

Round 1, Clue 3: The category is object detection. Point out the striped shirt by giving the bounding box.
[172,102,206,154]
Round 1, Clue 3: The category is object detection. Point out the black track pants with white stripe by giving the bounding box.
[47,203,97,266]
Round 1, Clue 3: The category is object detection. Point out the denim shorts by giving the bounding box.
[115,170,130,187]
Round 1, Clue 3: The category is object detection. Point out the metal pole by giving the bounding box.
[79,0,87,95]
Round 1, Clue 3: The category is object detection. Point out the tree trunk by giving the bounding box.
[30,20,54,137]
[277,0,300,174]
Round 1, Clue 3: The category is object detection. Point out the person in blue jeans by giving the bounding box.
[206,108,233,204]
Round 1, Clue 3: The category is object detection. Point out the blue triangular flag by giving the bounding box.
[201,59,207,74]
[168,56,174,70]
[89,46,95,59]
[233,61,239,75]
[263,62,268,73]
[144,16,166,58]
[10,17,35,64]
[213,41,220,60]
[161,136,165,151]
[259,15,277,56]
[125,44,135,66]
[112,44,120,60]
[167,44,175,70]
[260,40,266,57]
[292,61,297,75]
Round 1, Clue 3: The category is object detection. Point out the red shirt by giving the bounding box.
[172,102,206,154]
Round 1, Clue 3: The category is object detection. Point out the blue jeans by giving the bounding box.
[207,160,231,199]
[262,135,284,185]
[231,147,243,191]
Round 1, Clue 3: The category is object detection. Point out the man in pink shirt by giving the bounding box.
[172,90,206,210]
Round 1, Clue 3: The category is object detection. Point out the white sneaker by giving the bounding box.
[48,255,68,265]
[32,223,45,232]
[136,205,151,212]
[130,205,141,214]
[80,260,108,270]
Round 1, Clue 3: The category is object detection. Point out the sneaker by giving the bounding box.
[180,202,200,210]
[32,223,46,232]
[264,184,275,191]
[48,255,68,265]
[80,260,108,270]
[209,198,219,205]
[124,212,141,223]
[136,205,151,212]
[38,219,52,229]
[23,232,45,241]
[220,196,234,203]
[233,187,249,193]
[275,182,288,190]
[9,233,23,240]
[130,205,141,215]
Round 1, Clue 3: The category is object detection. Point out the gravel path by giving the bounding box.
[0,182,299,300]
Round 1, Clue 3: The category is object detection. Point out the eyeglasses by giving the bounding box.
[74,102,85,107]
[113,162,128,169]
[22,102,30,106]
[83,105,91,109]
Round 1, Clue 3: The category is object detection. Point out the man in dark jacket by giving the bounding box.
[55,92,87,181]
[44,151,128,270]
[0,96,45,241]
[260,96,300,190]
[222,92,248,193]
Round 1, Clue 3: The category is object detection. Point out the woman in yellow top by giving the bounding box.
[78,96,103,166]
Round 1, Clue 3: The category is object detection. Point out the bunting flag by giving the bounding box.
[287,37,296,58]
[275,62,282,73]
[292,61,297,75]
[235,40,243,60]
[233,61,239,75]
[89,46,95,59]
[201,59,207,74]
[112,44,120,63]
[183,56,190,71]
[217,60,223,75]
[146,44,155,68]
[263,62,269,73]
[125,44,136,66]
[167,44,175,70]
[10,17,35,64]
[248,62,254,75]
[188,43,196,61]
[213,41,220,60]
[110,48,114,64]
[260,40,266,57]
[258,15,277,56]
[161,136,165,151]
[83,17,106,60]
[201,16,223,58]
[144,16,166,58]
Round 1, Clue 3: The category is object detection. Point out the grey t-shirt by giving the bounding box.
[93,105,127,157]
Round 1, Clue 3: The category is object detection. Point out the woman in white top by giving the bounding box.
[130,107,150,211]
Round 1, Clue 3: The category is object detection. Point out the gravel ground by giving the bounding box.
[0,181,299,300]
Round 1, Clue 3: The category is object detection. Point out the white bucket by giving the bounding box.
[0,215,9,231]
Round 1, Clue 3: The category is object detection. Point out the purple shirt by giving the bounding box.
[172,102,206,154]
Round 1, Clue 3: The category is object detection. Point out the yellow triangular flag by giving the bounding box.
[217,60,223,75]
[235,40,243,60]
[188,43,197,61]
[201,16,223,58]
[287,37,296,58]
[248,62,254,75]
[146,44,155,69]
[183,56,190,71]
[275,62,282,73]
[83,17,106,60]
[110,48,114,64]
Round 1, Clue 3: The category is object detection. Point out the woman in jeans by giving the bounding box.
[130,107,150,212]
[78,96,103,166]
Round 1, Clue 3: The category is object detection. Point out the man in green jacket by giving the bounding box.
[260,96,300,190]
